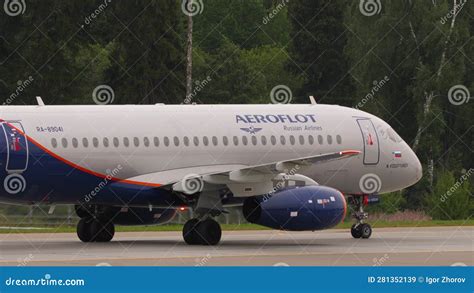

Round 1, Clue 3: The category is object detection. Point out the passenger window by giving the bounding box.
[289,135,295,145]
[144,137,150,147]
[261,136,267,146]
[113,137,119,147]
[271,135,276,145]
[103,137,109,147]
[61,138,68,148]
[154,137,159,147]
[173,136,179,146]
[242,136,248,146]
[133,137,140,147]
[193,136,199,146]
[72,138,78,148]
[212,136,218,146]
[203,136,209,146]
[184,136,190,146]
[308,135,314,145]
[251,136,257,146]
[123,137,130,147]
[327,135,333,145]
[82,138,89,148]
[336,135,342,144]
[51,138,58,148]
[299,135,305,145]
[233,136,239,146]
[318,135,323,144]
[280,135,286,145]
[164,136,170,147]
[93,137,99,148]
[223,136,229,146]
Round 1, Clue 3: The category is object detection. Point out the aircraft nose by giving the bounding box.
[411,149,423,183]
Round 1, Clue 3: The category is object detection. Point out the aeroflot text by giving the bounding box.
[236,114,316,124]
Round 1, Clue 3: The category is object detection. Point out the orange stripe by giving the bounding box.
[1,121,162,188]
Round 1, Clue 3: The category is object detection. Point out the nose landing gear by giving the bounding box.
[349,195,372,239]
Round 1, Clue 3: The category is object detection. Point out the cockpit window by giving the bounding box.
[387,128,402,143]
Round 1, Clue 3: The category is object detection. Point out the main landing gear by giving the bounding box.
[349,195,372,239]
[75,205,115,242]
[182,218,221,245]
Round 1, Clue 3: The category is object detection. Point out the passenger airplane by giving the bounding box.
[0,98,422,245]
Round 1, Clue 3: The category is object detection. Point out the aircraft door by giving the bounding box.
[1,121,29,172]
[356,118,379,165]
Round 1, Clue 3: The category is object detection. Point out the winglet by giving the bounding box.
[309,96,317,105]
[36,96,45,106]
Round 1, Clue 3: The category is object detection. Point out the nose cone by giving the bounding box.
[411,149,423,184]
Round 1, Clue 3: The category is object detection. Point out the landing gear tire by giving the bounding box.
[183,218,221,246]
[77,218,115,243]
[360,223,372,239]
[350,224,362,239]
[183,218,200,245]
[77,218,92,242]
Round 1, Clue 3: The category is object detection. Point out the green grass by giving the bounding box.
[0,219,473,234]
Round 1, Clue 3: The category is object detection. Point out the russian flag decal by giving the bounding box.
[393,151,402,158]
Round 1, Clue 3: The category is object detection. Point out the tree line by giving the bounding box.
[0,0,472,219]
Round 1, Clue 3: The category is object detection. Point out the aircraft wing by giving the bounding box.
[122,150,360,197]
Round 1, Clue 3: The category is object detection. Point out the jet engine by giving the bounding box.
[243,185,346,231]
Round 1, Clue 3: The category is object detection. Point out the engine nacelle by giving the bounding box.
[108,207,177,226]
[243,185,346,231]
